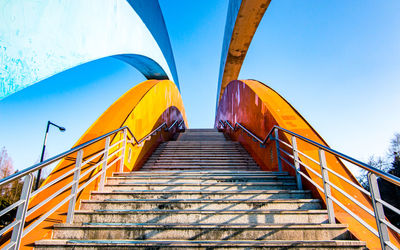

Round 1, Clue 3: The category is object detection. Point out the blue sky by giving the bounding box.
[1,0,400,174]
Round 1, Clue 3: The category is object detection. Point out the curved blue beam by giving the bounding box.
[0,0,179,99]
[127,0,179,86]
[113,54,168,80]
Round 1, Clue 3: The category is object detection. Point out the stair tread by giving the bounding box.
[76,209,327,214]
[107,176,293,179]
[82,198,320,203]
[35,239,367,247]
[114,171,287,174]
[54,223,347,229]
[92,190,310,194]
[106,182,296,186]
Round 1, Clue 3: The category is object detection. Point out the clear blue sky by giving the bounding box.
[1,0,400,174]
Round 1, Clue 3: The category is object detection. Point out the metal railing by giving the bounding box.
[0,120,184,249]
[219,120,400,250]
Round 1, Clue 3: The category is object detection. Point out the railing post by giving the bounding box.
[119,128,127,172]
[99,136,110,192]
[368,172,390,249]
[318,148,335,224]
[291,136,302,190]
[66,149,83,224]
[274,128,283,172]
[10,173,34,250]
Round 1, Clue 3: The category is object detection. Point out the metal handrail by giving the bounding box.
[0,119,184,249]
[220,120,400,186]
[0,126,131,187]
[219,119,400,249]
[0,120,183,188]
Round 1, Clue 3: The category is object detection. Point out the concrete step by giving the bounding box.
[145,160,257,164]
[73,209,328,224]
[150,153,251,157]
[35,239,367,249]
[90,190,311,200]
[159,142,238,144]
[158,146,242,149]
[104,182,297,191]
[153,151,247,154]
[80,198,321,210]
[142,163,259,166]
[146,157,255,161]
[113,171,288,176]
[51,223,349,241]
[162,143,238,146]
[158,147,243,149]
[177,139,229,141]
[105,176,295,185]
[147,156,255,160]
[140,167,261,171]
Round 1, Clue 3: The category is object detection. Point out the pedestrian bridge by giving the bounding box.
[0,1,399,249]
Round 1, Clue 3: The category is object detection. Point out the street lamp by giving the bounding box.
[35,121,66,190]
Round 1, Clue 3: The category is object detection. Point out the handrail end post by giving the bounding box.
[10,173,34,249]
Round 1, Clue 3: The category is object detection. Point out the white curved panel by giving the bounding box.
[0,0,174,99]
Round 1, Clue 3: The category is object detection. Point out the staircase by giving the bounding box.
[35,129,366,249]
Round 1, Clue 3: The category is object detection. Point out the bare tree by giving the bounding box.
[0,147,13,179]
[0,147,17,226]
[0,147,14,196]
[389,133,400,161]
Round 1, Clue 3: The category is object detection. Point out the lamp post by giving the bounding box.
[35,121,66,190]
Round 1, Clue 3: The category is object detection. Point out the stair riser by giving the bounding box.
[34,244,368,250]
[145,160,256,163]
[112,175,286,178]
[113,171,287,176]
[154,151,246,153]
[144,163,258,166]
[73,213,328,224]
[145,163,258,166]
[140,169,261,172]
[154,148,246,150]
[104,185,297,191]
[106,178,295,185]
[148,155,253,158]
[90,192,311,200]
[52,227,349,241]
[80,201,321,210]
[155,148,248,152]
[141,167,260,170]
[159,146,241,148]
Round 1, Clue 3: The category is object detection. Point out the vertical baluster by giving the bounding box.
[10,173,34,249]
[368,173,390,249]
[99,136,110,192]
[318,148,335,224]
[274,128,283,172]
[66,150,83,224]
[291,136,303,190]
[119,129,127,172]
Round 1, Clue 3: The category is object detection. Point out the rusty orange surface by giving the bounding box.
[0,80,187,249]
[215,79,400,250]
[218,0,271,104]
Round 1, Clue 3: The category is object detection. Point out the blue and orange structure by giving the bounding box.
[1,0,400,249]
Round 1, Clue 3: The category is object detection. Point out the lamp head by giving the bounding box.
[59,127,66,132]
